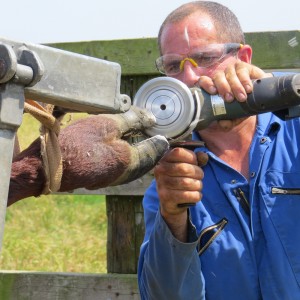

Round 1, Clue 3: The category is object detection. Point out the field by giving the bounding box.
[0,113,107,273]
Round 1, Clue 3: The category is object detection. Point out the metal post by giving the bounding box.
[0,83,25,249]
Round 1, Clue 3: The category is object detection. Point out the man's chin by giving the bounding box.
[199,117,249,132]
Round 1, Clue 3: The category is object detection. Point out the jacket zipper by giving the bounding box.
[271,187,300,195]
[198,218,228,256]
[234,188,250,215]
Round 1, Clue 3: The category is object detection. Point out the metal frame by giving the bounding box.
[0,37,131,251]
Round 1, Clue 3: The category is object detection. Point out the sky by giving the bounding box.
[0,0,299,44]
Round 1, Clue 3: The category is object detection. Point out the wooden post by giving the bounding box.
[105,75,155,274]
[73,174,153,274]
[106,195,144,274]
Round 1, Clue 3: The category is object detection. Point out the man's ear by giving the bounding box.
[238,44,252,63]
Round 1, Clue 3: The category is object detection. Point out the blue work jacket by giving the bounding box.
[138,111,300,299]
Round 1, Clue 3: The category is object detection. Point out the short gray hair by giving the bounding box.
[158,1,245,54]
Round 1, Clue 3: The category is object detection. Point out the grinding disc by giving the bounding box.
[133,77,196,139]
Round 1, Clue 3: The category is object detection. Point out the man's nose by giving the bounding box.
[178,61,201,86]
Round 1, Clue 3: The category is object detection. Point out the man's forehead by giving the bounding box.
[163,12,214,34]
[161,13,217,53]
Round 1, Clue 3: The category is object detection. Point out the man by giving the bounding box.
[138,1,300,299]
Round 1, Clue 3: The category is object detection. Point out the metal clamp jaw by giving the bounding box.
[0,43,44,130]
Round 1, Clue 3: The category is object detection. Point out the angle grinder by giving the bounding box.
[133,74,300,141]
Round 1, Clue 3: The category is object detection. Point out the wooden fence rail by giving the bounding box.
[0,272,139,300]
[0,30,299,299]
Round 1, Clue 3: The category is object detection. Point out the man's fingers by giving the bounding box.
[226,62,272,101]
[235,61,268,81]
[197,76,217,94]
[198,62,272,104]
[162,147,198,164]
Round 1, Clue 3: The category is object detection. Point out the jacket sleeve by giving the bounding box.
[138,180,205,300]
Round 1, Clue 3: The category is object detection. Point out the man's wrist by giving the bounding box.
[160,208,189,242]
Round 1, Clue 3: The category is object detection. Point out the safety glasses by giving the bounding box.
[156,43,243,76]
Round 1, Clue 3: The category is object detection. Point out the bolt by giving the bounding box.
[0,58,6,79]
[0,43,18,83]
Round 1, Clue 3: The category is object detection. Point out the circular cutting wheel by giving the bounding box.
[133,77,196,139]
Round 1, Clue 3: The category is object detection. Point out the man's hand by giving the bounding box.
[154,148,207,242]
[198,61,273,130]
[8,107,169,206]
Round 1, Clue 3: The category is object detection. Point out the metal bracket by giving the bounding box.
[0,42,44,87]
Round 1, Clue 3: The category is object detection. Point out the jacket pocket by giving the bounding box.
[261,170,300,287]
[197,218,228,256]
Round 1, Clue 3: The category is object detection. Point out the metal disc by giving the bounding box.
[133,77,195,139]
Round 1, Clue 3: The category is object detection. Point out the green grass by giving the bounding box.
[0,113,107,273]
[0,195,107,273]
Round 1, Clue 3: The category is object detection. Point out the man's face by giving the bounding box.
[160,13,239,87]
